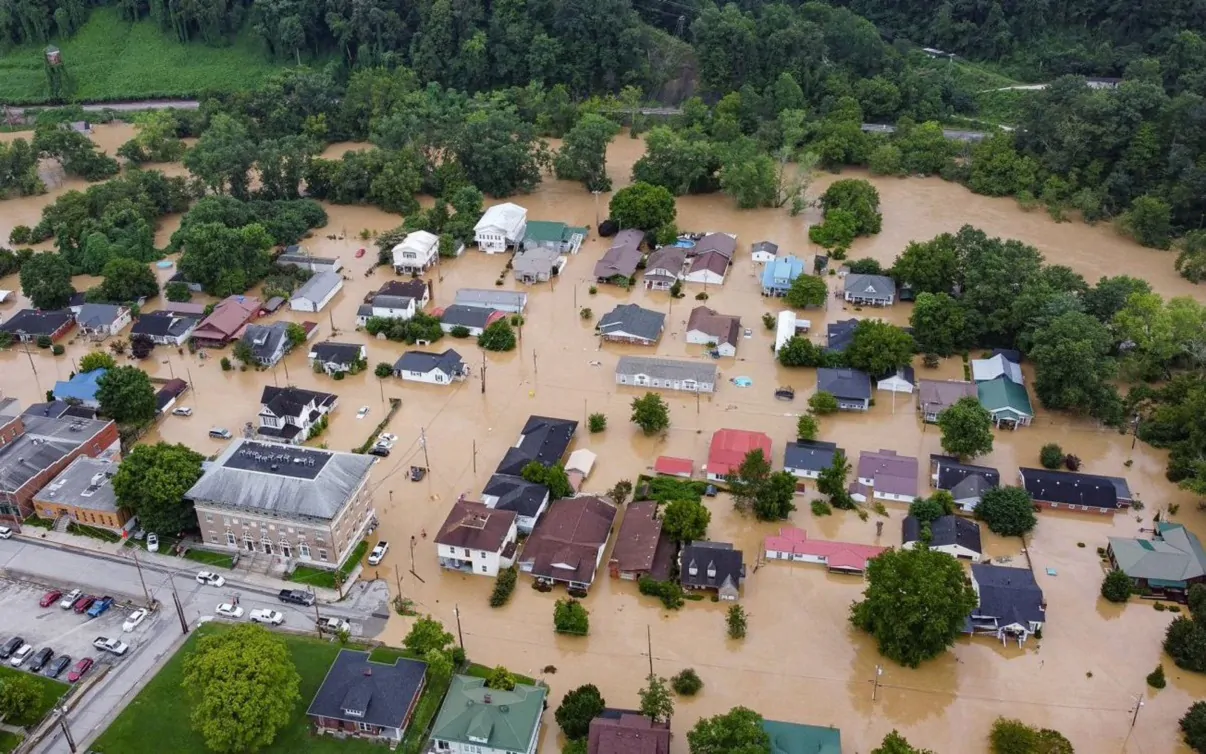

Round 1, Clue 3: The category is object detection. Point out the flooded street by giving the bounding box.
[2,125,1206,752]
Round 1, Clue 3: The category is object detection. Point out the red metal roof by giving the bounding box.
[653,456,693,477]
[764,527,886,572]
[707,429,772,478]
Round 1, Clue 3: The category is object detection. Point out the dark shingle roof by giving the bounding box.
[680,541,744,591]
[260,386,336,420]
[483,474,549,517]
[932,456,1000,498]
[971,564,1045,626]
[435,500,516,552]
[0,309,72,337]
[310,341,363,365]
[1018,468,1118,510]
[394,349,464,375]
[598,304,665,342]
[520,496,617,584]
[131,311,198,338]
[816,368,872,400]
[902,515,982,553]
[783,440,840,473]
[306,650,426,730]
[494,416,577,476]
[437,305,499,329]
[825,319,858,353]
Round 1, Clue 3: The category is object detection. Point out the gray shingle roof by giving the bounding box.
[483,474,548,517]
[310,342,363,365]
[902,515,982,553]
[394,349,465,375]
[291,271,342,304]
[306,650,427,730]
[598,304,665,342]
[816,368,872,400]
[615,356,717,384]
[76,303,124,328]
[971,564,1045,626]
[844,273,896,300]
[783,440,840,473]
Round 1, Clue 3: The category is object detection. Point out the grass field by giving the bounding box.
[0,666,69,727]
[180,548,235,569]
[289,540,369,589]
[0,8,289,104]
[0,731,23,753]
[90,625,407,754]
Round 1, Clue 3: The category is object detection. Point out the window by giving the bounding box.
[226,532,236,546]
[318,549,328,562]
[464,548,471,557]
[480,565,488,573]
[299,543,311,559]
[356,722,373,732]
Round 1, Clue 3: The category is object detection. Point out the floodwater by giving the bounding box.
[2,125,1206,753]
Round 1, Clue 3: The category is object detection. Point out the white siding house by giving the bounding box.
[391,231,440,273]
[435,501,518,578]
[356,296,417,327]
[473,203,527,253]
[393,350,467,385]
[289,271,343,313]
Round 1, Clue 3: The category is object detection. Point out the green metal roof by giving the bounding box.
[430,676,546,753]
[977,377,1034,417]
[523,221,586,244]
[1109,523,1206,582]
[762,719,842,754]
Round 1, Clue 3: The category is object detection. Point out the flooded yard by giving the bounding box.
[1,125,1205,752]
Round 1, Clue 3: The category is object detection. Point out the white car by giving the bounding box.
[0,525,12,539]
[215,603,244,619]
[123,608,148,632]
[59,589,82,609]
[146,533,159,553]
[8,644,32,667]
[316,616,351,634]
[357,406,370,419]
[249,609,284,625]
[367,541,389,566]
[171,407,193,417]
[195,571,226,587]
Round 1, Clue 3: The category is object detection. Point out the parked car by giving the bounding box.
[249,609,284,625]
[195,571,226,587]
[29,647,54,672]
[59,589,81,609]
[216,603,245,619]
[355,248,366,258]
[92,637,128,656]
[368,446,390,457]
[0,637,24,659]
[73,595,97,614]
[277,589,315,607]
[0,525,11,539]
[208,427,232,439]
[356,406,369,419]
[46,654,71,679]
[316,616,351,635]
[67,657,94,682]
[374,433,397,450]
[171,407,193,417]
[367,541,389,566]
[123,609,148,632]
[87,596,114,618]
[146,533,159,553]
[9,644,33,667]
[40,590,63,608]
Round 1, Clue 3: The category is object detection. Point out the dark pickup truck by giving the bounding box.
[277,589,315,607]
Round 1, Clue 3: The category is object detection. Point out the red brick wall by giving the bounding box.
[0,421,119,524]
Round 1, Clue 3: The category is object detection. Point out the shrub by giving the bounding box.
[35,335,52,349]
[588,412,607,433]
[450,325,471,338]
[333,371,345,381]
[220,357,232,371]
[588,286,598,295]
[51,344,65,355]
[671,668,703,696]
[810,499,832,516]
[762,313,775,330]
[554,598,590,635]
[1040,443,1064,469]
[923,353,940,368]
[1156,602,1167,611]
[726,604,747,639]
[489,566,518,607]
[580,307,593,320]
[374,362,393,378]
[695,292,709,301]
[638,577,684,609]
[1101,569,1133,603]
[809,391,839,415]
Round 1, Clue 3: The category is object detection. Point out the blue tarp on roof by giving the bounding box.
[52,369,107,404]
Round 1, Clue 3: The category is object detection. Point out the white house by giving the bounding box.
[393,349,467,385]
[289,271,343,313]
[76,304,132,340]
[877,366,917,394]
[774,310,810,354]
[902,515,983,561]
[436,500,518,577]
[257,386,337,444]
[356,295,416,327]
[473,203,527,253]
[685,306,740,357]
[391,231,440,274]
[482,474,550,534]
[130,311,199,346]
[750,241,778,264]
[308,342,367,375]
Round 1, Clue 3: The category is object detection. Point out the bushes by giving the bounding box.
[554,598,590,635]
[1101,569,1133,603]
[671,668,703,696]
[588,412,607,433]
[638,577,684,610]
[1040,443,1064,469]
[374,362,393,378]
[489,566,518,608]
[808,391,839,415]
[1147,664,1166,689]
[810,499,832,516]
[479,319,517,352]
[450,325,471,338]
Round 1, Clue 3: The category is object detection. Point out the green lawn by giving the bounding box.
[0,8,289,104]
[290,540,369,590]
[91,625,398,754]
[0,666,68,727]
[0,731,23,754]
[180,548,235,569]
[66,522,122,543]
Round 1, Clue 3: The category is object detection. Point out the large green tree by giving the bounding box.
[182,624,301,753]
[1182,701,1206,753]
[631,392,670,435]
[0,673,40,723]
[989,717,1074,754]
[183,113,257,199]
[92,258,159,303]
[819,179,882,236]
[554,114,619,192]
[937,397,995,460]
[687,706,770,754]
[638,674,674,724]
[403,616,455,656]
[784,275,827,308]
[96,366,157,425]
[845,320,915,377]
[851,546,978,667]
[452,107,546,197]
[610,182,676,232]
[176,222,275,297]
[556,684,605,740]
[112,442,205,534]
[872,731,937,754]
[19,252,75,310]
[1029,311,1121,421]
[974,486,1038,537]
[910,292,968,356]
[661,498,710,543]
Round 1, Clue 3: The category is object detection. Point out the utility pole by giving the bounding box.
[312,589,322,638]
[378,376,384,403]
[481,352,487,394]
[454,604,465,650]
[592,190,601,228]
[282,357,291,384]
[409,535,417,575]
[394,563,404,602]
[533,350,538,380]
[472,439,477,474]
[1131,694,1145,728]
[186,365,198,396]
[130,547,152,607]
[170,578,189,634]
[872,665,883,701]
[57,710,77,753]
[646,625,654,677]
[419,427,431,471]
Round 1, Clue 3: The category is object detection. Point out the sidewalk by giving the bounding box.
[13,529,344,603]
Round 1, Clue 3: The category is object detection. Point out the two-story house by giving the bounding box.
[239,322,292,367]
[435,499,518,577]
[430,676,545,754]
[517,496,616,592]
[130,310,199,346]
[75,304,132,340]
[643,246,687,290]
[760,255,806,297]
[474,203,527,253]
[257,386,337,445]
[392,231,440,274]
[393,350,467,385]
[357,295,417,328]
[307,650,427,746]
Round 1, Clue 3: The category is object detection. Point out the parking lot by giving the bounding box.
[0,578,154,679]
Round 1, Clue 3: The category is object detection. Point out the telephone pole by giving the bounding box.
[646,625,654,677]
[312,588,322,638]
[419,427,431,471]
[480,352,487,394]
[130,547,152,607]
[871,664,883,701]
[170,578,189,634]
[1130,694,1145,728]
[532,350,538,379]
[472,440,477,474]
[394,563,404,603]
[454,604,465,649]
[57,709,77,753]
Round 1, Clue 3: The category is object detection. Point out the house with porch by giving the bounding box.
[760,255,805,297]
[680,541,744,600]
[0,309,74,343]
[513,246,565,284]
[393,349,467,385]
[967,564,1045,646]
[902,515,983,561]
[517,496,617,591]
[306,649,426,746]
[816,368,872,411]
[257,386,337,444]
[1107,522,1206,601]
[929,455,1000,512]
[842,274,896,306]
[597,304,665,346]
[764,527,885,575]
[643,247,686,290]
[977,377,1034,427]
[429,676,545,754]
[191,296,260,347]
[783,440,842,482]
[853,449,919,503]
[685,306,741,357]
[522,220,587,254]
[684,233,736,286]
[435,499,518,577]
[308,342,367,376]
[474,203,527,253]
[391,231,440,274]
[918,380,978,423]
[615,356,717,394]
[594,230,644,285]
[75,304,131,340]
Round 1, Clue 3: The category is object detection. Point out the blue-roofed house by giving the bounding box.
[53,369,107,409]
[761,256,806,297]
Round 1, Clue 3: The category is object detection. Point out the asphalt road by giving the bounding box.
[0,538,387,753]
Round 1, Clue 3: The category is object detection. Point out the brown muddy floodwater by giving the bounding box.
[2,125,1206,752]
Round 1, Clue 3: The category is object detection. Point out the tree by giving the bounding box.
[846,320,915,377]
[556,684,606,740]
[1191,584,1206,624]
[796,413,818,441]
[753,472,797,521]
[403,615,455,656]
[285,322,307,349]
[728,449,770,512]
[233,340,257,366]
[817,449,852,507]
[0,673,40,722]
[96,366,157,425]
[374,362,393,378]
[555,114,619,192]
[112,442,205,533]
[182,624,301,754]
[554,598,590,635]
[872,731,937,754]
[1029,311,1121,421]
[95,258,159,302]
[910,293,968,356]
[892,236,961,295]
[164,281,192,302]
[937,397,994,460]
[520,461,573,499]
[176,222,275,297]
[784,274,827,308]
[19,252,74,310]
[79,351,116,373]
[422,648,453,683]
[809,391,839,415]
[631,392,670,435]
[1121,195,1173,249]
[1100,569,1133,603]
[1182,702,1206,753]
[1147,663,1167,689]
[687,707,770,754]
[1039,443,1064,469]
[819,179,882,236]
[779,337,829,368]
[610,182,676,232]
[851,546,978,667]
[726,604,747,639]
[1083,275,1152,322]
[974,486,1038,536]
[484,666,517,691]
[808,209,858,253]
[479,319,517,351]
[451,107,546,197]
[671,669,703,695]
[183,113,257,199]
[908,493,954,525]
[638,674,674,724]
[989,717,1073,754]
[661,499,710,543]
[1164,616,1206,672]
[588,412,607,433]
[609,479,633,505]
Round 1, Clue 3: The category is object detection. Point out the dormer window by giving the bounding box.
[688,562,698,576]
[706,563,716,578]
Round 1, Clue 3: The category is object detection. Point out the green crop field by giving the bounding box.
[0,8,289,105]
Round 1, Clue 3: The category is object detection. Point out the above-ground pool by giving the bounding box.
[156,260,174,268]
[673,239,696,248]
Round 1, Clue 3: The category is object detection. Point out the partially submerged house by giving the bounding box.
[356,295,417,327]
[783,440,842,482]
[370,279,430,309]
[277,250,342,273]
[842,274,896,306]
[614,356,717,394]
[918,380,978,423]
[608,500,674,582]
[685,306,741,357]
[653,456,693,478]
[977,377,1034,428]
[130,310,199,346]
[973,353,1024,384]
[968,564,1045,646]
[589,710,672,754]
[876,366,916,394]
[522,220,587,255]
[75,303,131,340]
[289,271,343,313]
[0,309,74,343]
[643,246,686,290]
[816,368,872,411]
[474,203,527,253]
[597,304,665,346]
[706,428,772,482]
[764,527,885,575]
[454,288,527,314]
[760,719,842,754]
[853,449,919,503]
[53,369,107,410]
[238,322,291,367]
[760,255,805,297]
[775,311,811,354]
[750,240,778,264]
[594,230,644,285]
[902,515,983,561]
[512,246,565,284]
[393,349,467,385]
[432,305,506,336]
[308,342,367,376]
[1108,522,1206,601]
[1018,468,1119,514]
[518,496,617,591]
[257,386,337,445]
[494,415,578,477]
[391,231,440,274]
[929,455,1000,512]
[825,318,858,354]
[680,541,744,600]
[430,676,545,754]
[435,499,518,577]
[191,296,260,347]
[482,474,551,534]
[684,233,736,286]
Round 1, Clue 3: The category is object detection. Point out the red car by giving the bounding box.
[39,590,62,608]
[73,595,96,614]
[355,247,366,258]
[67,657,94,683]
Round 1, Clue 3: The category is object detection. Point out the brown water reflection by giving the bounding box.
[1,124,1205,752]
